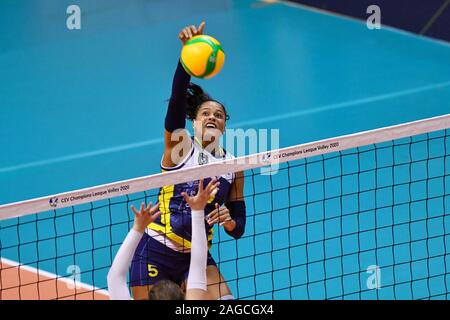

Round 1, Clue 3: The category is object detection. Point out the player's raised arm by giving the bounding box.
[162,22,206,168]
[182,178,220,300]
[107,202,160,300]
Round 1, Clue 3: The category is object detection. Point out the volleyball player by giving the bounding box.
[107,178,219,300]
[129,22,246,300]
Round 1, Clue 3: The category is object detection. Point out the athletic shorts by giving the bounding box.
[130,232,216,287]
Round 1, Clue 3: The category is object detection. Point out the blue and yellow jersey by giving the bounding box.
[148,139,235,250]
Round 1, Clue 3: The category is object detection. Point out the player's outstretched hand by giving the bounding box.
[182,178,220,212]
[131,202,161,233]
[179,22,206,45]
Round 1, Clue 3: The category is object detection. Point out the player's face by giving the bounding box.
[194,101,226,141]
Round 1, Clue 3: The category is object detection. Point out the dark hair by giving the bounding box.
[148,280,184,300]
[186,83,230,121]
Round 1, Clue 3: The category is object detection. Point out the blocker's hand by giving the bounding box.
[179,21,206,45]
[131,202,161,233]
[182,178,220,211]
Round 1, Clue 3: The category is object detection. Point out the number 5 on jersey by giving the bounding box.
[148,264,159,277]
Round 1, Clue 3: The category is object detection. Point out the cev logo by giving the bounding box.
[49,197,59,208]
[260,152,271,164]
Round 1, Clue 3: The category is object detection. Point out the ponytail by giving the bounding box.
[186,83,229,121]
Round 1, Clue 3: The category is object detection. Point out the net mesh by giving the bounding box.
[1,116,449,300]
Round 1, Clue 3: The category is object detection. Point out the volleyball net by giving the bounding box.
[0,114,449,300]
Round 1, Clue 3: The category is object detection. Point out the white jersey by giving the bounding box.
[149,138,236,252]
[161,138,235,184]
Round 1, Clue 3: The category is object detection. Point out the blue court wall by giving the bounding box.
[287,0,450,43]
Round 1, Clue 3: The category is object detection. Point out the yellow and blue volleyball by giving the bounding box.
[180,35,225,79]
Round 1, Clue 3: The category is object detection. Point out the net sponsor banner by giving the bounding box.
[0,114,448,220]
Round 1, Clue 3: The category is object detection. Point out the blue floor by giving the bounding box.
[1,0,450,299]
